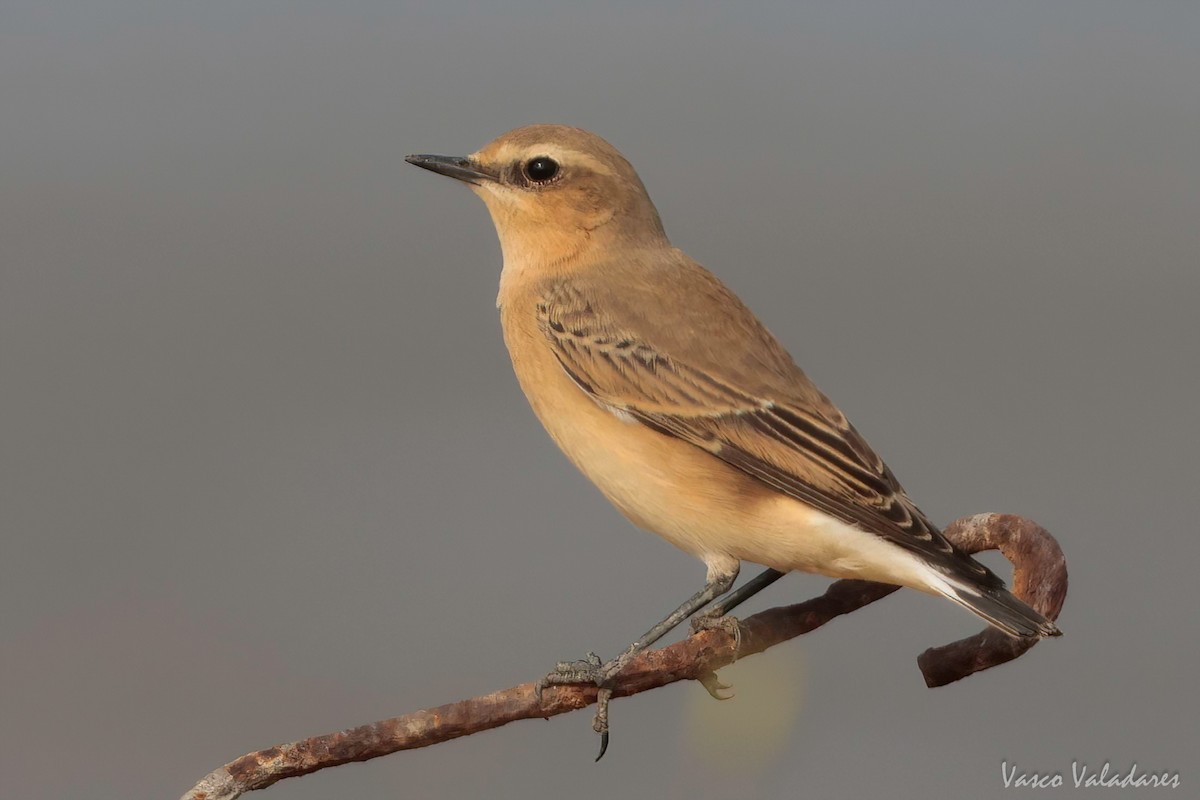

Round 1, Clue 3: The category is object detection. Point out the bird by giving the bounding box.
[406,124,1060,751]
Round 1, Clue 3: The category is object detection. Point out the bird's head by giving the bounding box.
[407,124,668,267]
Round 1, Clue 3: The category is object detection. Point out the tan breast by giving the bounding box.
[497,283,772,562]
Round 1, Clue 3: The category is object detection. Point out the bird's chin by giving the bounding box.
[469,183,524,218]
[467,182,496,200]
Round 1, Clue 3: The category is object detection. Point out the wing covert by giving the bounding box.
[536,277,1001,587]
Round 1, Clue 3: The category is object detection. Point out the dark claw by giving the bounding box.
[538,653,625,760]
[592,686,613,761]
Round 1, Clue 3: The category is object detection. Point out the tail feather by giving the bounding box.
[933,575,1062,639]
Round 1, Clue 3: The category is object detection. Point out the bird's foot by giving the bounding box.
[534,651,605,701]
[534,651,627,760]
[689,611,743,653]
[696,671,736,701]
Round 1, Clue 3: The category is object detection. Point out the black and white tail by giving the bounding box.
[934,574,1061,639]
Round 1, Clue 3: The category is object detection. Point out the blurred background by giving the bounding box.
[2,2,1197,798]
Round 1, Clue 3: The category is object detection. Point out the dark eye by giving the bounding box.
[523,156,560,184]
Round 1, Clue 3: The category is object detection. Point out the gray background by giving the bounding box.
[3,2,1197,798]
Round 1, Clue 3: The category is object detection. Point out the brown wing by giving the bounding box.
[536,270,1001,588]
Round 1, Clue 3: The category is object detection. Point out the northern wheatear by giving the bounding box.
[407,124,1059,750]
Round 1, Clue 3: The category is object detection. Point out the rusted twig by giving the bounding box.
[179,512,1066,800]
[917,513,1068,686]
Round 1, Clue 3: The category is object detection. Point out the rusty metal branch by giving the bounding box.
[179,512,1066,800]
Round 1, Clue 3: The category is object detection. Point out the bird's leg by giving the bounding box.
[536,566,740,694]
[536,562,739,758]
[687,568,787,698]
[691,567,786,630]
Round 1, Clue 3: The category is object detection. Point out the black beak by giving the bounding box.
[404,154,496,185]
